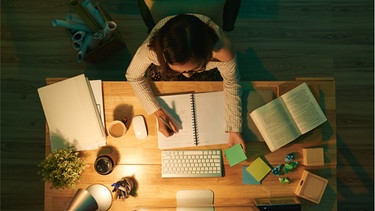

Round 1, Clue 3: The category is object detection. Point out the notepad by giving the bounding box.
[246,157,271,182]
[156,91,229,149]
[38,74,106,151]
[224,144,247,167]
[242,166,261,184]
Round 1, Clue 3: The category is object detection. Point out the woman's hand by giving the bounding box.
[228,132,246,153]
[154,109,178,137]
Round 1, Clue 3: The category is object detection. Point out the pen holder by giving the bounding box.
[111,176,137,199]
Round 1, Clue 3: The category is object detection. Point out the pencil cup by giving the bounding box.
[94,155,115,175]
[107,120,127,138]
[111,177,136,200]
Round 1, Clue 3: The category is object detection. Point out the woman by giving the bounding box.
[126,14,246,152]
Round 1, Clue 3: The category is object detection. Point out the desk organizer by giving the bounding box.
[53,0,125,63]
[295,170,328,204]
[80,4,125,63]
[302,148,324,166]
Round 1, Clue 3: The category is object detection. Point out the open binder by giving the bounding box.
[156,91,228,149]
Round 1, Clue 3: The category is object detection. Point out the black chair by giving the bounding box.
[137,0,241,33]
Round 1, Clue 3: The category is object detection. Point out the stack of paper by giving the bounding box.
[244,157,271,184]
[38,74,106,151]
[224,144,247,167]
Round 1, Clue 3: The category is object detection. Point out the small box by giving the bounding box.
[302,148,324,166]
[295,170,328,204]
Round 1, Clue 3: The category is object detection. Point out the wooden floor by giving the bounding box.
[1,0,373,210]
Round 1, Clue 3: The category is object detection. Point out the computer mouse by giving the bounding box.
[132,115,148,140]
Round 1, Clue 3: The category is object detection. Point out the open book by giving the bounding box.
[156,91,229,149]
[38,74,106,151]
[250,83,327,152]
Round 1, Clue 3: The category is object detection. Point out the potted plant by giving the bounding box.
[38,148,86,189]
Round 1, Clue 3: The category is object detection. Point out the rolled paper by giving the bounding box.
[285,152,295,162]
[95,3,110,22]
[77,34,91,62]
[103,21,117,40]
[71,31,86,42]
[88,31,104,49]
[69,0,101,31]
[81,0,105,28]
[72,40,82,50]
[66,12,85,24]
[52,19,94,32]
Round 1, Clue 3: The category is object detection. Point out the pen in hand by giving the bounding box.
[158,116,175,133]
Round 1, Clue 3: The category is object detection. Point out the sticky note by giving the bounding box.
[224,143,247,167]
[246,157,271,182]
[242,166,261,184]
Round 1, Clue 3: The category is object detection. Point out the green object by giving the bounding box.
[242,166,261,184]
[224,143,247,167]
[279,177,290,184]
[38,148,86,189]
[246,157,272,182]
[284,161,298,173]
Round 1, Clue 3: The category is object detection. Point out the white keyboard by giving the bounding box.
[162,149,223,178]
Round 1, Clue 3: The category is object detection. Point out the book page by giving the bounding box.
[89,80,105,126]
[156,93,195,149]
[194,91,228,146]
[250,98,300,152]
[281,83,327,134]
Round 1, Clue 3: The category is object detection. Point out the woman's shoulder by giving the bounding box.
[212,32,235,62]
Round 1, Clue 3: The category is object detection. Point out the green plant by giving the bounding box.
[38,148,86,189]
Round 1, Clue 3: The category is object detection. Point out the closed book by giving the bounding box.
[38,74,106,151]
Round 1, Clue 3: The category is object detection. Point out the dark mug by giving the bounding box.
[94,155,114,175]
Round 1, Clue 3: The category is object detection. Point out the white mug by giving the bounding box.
[107,120,127,138]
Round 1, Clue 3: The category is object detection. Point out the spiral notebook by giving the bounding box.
[156,91,229,149]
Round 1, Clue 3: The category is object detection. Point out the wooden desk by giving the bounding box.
[44,79,336,210]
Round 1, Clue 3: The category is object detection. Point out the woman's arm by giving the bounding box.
[210,33,246,152]
[125,42,161,115]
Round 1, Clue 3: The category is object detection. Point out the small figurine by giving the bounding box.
[285,152,295,162]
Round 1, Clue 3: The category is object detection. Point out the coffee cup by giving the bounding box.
[107,120,127,138]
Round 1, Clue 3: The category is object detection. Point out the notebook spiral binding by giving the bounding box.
[190,93,199,146]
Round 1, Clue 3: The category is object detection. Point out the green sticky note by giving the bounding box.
[246,157,271,182]
[242,166,261,184]
[224,143,247,167]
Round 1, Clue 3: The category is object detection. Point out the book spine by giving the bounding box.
[190,93,199,146]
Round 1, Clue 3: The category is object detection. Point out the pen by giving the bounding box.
[158,116,174,132]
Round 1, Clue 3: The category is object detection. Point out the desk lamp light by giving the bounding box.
[66,184,112,211]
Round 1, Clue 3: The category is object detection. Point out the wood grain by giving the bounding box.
[43,80,337,210]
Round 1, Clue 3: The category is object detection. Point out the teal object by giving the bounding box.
[284,161,298,173]
[242,166,261,184]
[224,143,247,167]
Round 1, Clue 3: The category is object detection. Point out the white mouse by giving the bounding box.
[132,115,148,140]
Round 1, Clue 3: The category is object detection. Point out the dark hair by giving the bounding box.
[148,14,219,74]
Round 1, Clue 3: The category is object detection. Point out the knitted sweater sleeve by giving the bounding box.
[206,56,243,133]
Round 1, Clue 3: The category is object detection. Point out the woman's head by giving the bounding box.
[149,14,219,77]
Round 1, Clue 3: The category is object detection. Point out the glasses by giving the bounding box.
[168,64,207,77]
